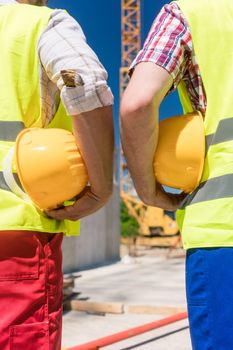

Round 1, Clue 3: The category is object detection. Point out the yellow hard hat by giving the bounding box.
[14,128,88,210]
[154,111,205,193]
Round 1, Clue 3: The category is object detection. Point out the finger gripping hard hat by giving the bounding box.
[15,128,88,210]
[154,111,205,193]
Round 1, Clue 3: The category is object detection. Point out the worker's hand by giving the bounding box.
[143,183,187,211]
[46,186,111,221]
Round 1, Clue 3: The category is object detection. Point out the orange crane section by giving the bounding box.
[120,0,141,95]
[120,0,141,197]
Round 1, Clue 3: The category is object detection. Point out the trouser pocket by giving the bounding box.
[0,231,40,281]
[9,322,49,350]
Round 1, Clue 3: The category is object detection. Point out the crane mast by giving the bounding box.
[120,0,141,91]
[120,0,141,198]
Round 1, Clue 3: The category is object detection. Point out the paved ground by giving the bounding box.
[62,247,192,350]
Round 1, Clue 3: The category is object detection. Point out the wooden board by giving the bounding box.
[63,278,75,289]
[121,235,181,248]
[136,235,180,247]
[65,300,124,315]
[127,305,186,315]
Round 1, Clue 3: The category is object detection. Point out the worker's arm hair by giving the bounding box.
[120,62,183,210]
[47,105,114,221]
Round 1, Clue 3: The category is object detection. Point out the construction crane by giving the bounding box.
[120,0,141,198]
[120,0,179,245]
[120,0,141,94]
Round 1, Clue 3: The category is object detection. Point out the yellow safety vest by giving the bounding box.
[0,3,80,236]
[174,0,233,249]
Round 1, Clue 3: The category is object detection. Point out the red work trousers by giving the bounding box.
[0,230,63,350]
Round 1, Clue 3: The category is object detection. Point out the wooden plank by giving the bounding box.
[128,305,186,315]
[63,278,75,289]
[136,235,180,247]
[66,300,124,315]
[121,235,181,248]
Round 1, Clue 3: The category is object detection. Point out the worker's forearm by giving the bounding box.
[71,106,114,199]
[120,62,173,205]
[47,106,114,221]
[121,101,158,205]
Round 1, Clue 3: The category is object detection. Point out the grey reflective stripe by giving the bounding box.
[0,121,24,141]
[205,117,233,153]
[205,134,214,155]
[0,172,10,191]
[180,173,233,209]
[0,171,22,192]
[181,117,233,208]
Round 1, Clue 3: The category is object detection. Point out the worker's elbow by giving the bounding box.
[120,94,153,122]
[103,187,113,202]
[100,181,113,203]
[134,186,157,207]
[137,192,155,207]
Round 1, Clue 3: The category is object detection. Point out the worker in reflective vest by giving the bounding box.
[121,0,233,348]
[0,0,114,349]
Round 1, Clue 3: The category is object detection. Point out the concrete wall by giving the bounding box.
[62,185,120,273]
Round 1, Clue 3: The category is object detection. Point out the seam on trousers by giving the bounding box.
[202,250,214,350]
[187,299,207,306]
[44,242,50,348]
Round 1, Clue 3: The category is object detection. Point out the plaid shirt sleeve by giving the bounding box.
[38,10,113,116]
[129,3,192,90]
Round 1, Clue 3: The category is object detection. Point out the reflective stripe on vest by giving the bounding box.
[205,117,233,154]
[180,116,233,209]
[0,121,24,192]
[0,121,24,141]
[0,171,22,192]
[180,173,233,208]
[0,172,10,191]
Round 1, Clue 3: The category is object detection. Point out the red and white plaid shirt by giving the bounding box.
[130,3,206,112]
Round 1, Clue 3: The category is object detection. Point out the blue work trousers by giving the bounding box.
[186,248,233,350]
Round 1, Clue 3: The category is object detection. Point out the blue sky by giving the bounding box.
[48,0,182,141]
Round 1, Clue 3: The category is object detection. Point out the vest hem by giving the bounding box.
[0,225,79,236]
[183,242,233,250]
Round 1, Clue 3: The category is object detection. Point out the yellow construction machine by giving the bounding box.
[121,192,180,247]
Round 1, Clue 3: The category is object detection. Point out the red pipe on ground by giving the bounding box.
[67,311,188,350]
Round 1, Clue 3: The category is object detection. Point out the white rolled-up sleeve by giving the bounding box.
[38,9,113,115]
